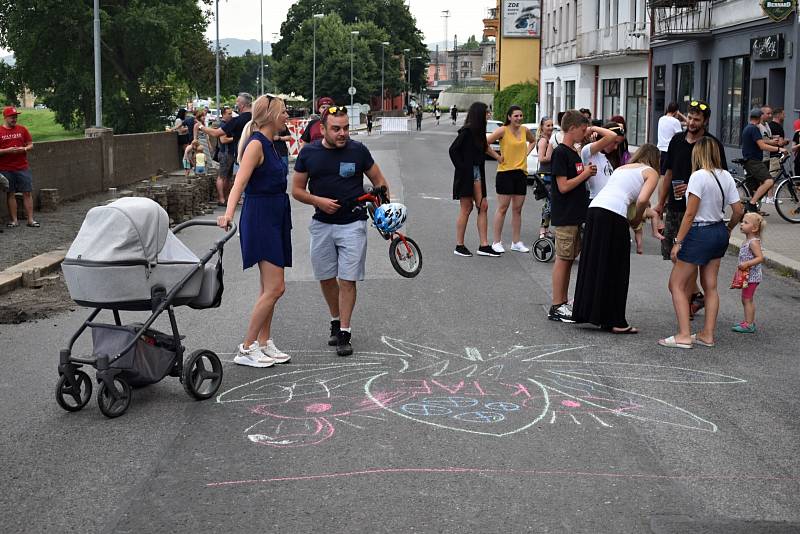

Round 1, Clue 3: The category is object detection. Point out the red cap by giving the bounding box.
[3,106,21,118]
[794,119,800,132]
[317,97,334,109]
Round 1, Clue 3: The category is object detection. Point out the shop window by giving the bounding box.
[720,56,750,146]
[674,63,694,113]
[625,78,647,146]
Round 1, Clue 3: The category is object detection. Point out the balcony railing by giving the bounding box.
[481,61,497,75]
[576,22,650,61]
[650,0,713,40]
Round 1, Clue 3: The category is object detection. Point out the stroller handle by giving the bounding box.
[173,219,238,249]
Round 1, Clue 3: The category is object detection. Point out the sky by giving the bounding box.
[0,1,492,57]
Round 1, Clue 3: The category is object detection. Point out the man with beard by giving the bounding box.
[654,100,727,318]
[291,106,389,357]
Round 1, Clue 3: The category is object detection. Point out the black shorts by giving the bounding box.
[495,169,527,196]
[743,159,771,184]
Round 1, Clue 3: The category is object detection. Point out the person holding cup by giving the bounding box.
[653,100,728,319]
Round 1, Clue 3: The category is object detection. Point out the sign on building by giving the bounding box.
[751,34,785,61]
[760,0,796,22]
[502,0,541,38]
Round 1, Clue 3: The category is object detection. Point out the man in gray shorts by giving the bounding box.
[292,106,389,356]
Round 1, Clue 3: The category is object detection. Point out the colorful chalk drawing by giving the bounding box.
[216,337,746,447]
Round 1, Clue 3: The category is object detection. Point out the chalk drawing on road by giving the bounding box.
[216,336,746,447]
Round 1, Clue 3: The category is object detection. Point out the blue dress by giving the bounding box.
[239,132,292,269]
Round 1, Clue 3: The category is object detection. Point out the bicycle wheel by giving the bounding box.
[774,177,800,223]
[724,179,751,222]
[389,236,422,278]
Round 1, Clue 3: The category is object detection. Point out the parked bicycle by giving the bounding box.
[351,186,423,277]
[730,153,800,223]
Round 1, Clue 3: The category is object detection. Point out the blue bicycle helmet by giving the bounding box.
[373,203,407,232]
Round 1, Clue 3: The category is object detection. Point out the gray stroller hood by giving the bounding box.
[63,197,208,309]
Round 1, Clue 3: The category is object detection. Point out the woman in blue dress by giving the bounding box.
[217,95,292,368]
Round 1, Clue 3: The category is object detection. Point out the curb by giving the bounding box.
[0,249,67,295]
[727,234,800,281]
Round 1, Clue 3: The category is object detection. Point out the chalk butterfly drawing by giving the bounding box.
[216,337,746,447]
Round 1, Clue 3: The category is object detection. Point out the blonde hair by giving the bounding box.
[237,95,285,162]
[536,116,553,142]
[628,143,660,170]
[743,212,766,237]
[691,136,722,173]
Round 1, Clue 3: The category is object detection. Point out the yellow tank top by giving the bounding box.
[497,125,529,173]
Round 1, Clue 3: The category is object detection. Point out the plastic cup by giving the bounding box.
[672,180,684,200]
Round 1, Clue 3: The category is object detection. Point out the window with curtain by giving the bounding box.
[625,78,647,146]
[602,79,620,120]
[720,56,750,145]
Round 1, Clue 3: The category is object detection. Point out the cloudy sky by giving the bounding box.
[1,1,491,57]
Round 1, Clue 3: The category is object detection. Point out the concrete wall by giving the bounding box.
[1,131,180,218]
[437,92,494,111]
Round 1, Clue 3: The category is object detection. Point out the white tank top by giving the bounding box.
[589,165,647,218]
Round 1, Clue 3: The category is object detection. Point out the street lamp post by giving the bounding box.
[93,0,102,127]
[380,41,389,112]
[312,14,324,111]
[350,30,359,125]
[403,48,410,111]
[215,0,220,116]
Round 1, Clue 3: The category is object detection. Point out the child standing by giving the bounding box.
[733,212,765,333]
[183,140,199,176]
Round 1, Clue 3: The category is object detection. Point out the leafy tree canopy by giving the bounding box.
[0,0,213,133]
[461,35,480,51]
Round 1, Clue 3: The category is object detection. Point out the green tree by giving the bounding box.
[494,82,539,124]
[0,62,22,106]
[461,35,480,51]
[0,0,213,133]
[272,0,427,101]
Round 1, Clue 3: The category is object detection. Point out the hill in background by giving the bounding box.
[217,38,271,57]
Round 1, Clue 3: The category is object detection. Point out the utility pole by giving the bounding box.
[441,11,450,56]
[381,41,390,111]
[93,0,102,127]
[453,35,459,86]
[215,0,220,114]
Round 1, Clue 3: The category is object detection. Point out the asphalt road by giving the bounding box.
[2,118,800,533]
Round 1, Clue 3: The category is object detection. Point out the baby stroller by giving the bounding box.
[56,197,237,418]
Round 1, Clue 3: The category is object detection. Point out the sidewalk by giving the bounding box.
[728,208,800,278]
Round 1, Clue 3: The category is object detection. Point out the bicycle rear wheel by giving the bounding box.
[724,179,751,222]
[389,236,422,278]
[774,177,800,223]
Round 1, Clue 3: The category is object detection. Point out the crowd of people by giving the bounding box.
[448,97,798,348]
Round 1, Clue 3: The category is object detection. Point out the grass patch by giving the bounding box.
[14,109,84,142]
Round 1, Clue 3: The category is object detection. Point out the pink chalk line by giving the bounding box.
[205,467,800,488]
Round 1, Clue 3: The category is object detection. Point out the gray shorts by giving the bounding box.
[1,169,33,193]
[218,151,235,180]
[309,219,368,281]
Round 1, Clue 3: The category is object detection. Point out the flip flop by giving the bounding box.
[27,221,40,228]
[658,335,693,349]
[690,334,715,347]
[6,221,19,228]
[611,326,639,335]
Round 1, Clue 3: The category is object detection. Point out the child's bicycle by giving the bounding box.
[529,172,555,263]
[352,186,423,278]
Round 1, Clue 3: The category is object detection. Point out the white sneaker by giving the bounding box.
[510,241,530,253]
[491,242,505,254]
[234,342,274,368]
[764,196,775,205]
[260,339,291,363]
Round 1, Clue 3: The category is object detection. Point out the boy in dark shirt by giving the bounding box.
[548,110,597,322]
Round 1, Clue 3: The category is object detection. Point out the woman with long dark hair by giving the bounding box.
[448,102,502,257]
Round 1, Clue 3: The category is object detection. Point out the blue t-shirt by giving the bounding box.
[741,124,763,161]
[294,139,376,224]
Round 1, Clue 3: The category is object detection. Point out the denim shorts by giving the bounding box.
[677,221,728,266]
[309,219,368,281]
[472,165,481,182]
[1,169,33,192]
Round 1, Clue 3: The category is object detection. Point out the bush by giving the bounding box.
[493,82,538,123]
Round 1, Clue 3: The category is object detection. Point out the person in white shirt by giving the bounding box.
[572,144,661,334]
[660,137,745,349]
[580,123,625,199]
[656,102,686,175]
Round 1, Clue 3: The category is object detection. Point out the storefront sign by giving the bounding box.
[502,0,541,38]
[751,34,784,60]
[760,0,796,22]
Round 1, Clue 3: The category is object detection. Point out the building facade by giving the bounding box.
[649,0,800,158]
[540,0,650,145]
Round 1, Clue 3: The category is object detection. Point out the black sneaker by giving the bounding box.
[548,303,575,323]
[328,320,341,346]
[336,330,353,357]
[476,245,501,257]
[745,201,759,213]
[454,245,472,257]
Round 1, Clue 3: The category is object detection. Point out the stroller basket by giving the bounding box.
[90,323,178,387]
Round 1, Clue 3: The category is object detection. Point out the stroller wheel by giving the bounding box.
[55,370,92,412]
[182,349,223,400]
[532,237,555,263]
[97,377,132,418]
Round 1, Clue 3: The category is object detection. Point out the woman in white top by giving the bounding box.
[572,144,661,334]
[659,137,744,349]
[579,123,625,199]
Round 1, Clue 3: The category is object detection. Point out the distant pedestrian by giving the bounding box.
[486,105,537,254]
[214,106,236,205]
[192,108,213,168]
[1,106,39,228]
[183,140,199,177]
[732,213,765,334]
[217,95,292,368]
[579,123,624,200]
[766,107,789,203]
[448,101,502,258]
[656,102,686,176]
[201,92,255,176]
[571,144,661,334]
[451,105,458,125]
[659,137,744,349]
[609,115,631,167]
[415,107,423,131]
[435,107,441,125]
[273,123,291,171]
[366,112,373,135]
[740,107,787,212]
[173,108,191,156]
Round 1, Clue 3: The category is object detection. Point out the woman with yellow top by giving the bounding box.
[486,105,537,253]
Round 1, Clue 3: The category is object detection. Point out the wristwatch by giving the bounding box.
[673,239,682,247]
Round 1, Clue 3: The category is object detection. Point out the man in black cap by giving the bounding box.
[740,107,788,212]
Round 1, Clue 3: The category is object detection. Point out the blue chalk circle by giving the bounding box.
[484,402,520,412]
[453,411,505,423]
[420,396,480,408]
[401,403,452,416]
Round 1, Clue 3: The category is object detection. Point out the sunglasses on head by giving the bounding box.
[689,100,708,111]
[326,106,347,115]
